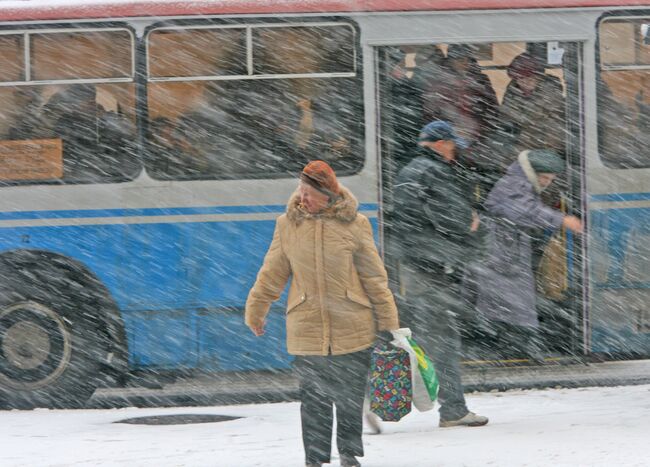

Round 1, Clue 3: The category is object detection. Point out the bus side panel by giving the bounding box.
[190,218,292,372]
[0,218,292,371]
[0,214,380,371]
[590,207,650,355]
[197,308,290,371]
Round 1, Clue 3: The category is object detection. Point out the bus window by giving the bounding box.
[145,23,363,180]
[251,25,355,75]
[148,28,247,78]
[31,30,132,81]
[0,35,24,83]
[0,29,138,184]
[598,16,650,168]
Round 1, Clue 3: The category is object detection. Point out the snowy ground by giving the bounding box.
[1,384,648,467]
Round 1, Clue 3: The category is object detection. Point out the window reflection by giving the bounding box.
[598,17,650,169]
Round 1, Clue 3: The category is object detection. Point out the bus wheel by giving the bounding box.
[0,273,104,409]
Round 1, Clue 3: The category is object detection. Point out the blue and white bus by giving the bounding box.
[0,0,649,408]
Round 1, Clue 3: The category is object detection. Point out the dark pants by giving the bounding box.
[398,262,470,422]
[293,349,372,464]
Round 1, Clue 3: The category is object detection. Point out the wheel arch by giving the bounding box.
[0,248,128,382]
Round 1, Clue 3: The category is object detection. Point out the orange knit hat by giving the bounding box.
[300,160,341,198]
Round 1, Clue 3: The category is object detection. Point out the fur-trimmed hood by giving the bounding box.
[517,150,543,193]
[286,185,359,224]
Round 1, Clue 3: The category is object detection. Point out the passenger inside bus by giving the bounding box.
[293,80,357,168]
[144,23,362,179]
[421,44,499,161]
[386,45,446,173]
[492,52,566,172]
[253,31,359,171]
[149,116,206,176]
[151,79,357,179]
[598,77,650,168]
[7,87,46,141]
[598,17,650,169]
[169,80,296,177]
[50,85,136,181]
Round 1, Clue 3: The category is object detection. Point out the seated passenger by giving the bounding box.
[52,85,135,181]
[98,105,137,178]
[175,82,254,177]
[149,116,205,177]
[52,85,99,179]
[7,87,47,141]
[598,78,650,168]
[287,80,359,171]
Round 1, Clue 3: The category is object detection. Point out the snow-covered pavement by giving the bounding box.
[1,384,648,467]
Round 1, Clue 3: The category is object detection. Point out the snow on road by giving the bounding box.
[1,384,648,467]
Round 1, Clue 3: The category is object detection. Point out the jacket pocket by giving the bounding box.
[346,289,372,308]
[286,292,307,314]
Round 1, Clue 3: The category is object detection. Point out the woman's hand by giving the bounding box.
[375,330,394,345]
[250,323,266,337]
[562,215,583,234]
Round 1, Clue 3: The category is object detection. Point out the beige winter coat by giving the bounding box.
[245,186,400,356]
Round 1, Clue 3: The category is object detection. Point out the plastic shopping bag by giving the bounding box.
[407,336,439,402]
[368,344,412,421]
[390,328,437,412]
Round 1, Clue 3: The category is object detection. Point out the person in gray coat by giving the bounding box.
[474,149,582,360]
[393,120,488,428]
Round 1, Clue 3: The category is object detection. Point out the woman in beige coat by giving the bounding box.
[246,161,399,467]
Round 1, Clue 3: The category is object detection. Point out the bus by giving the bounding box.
[0,0,649,408]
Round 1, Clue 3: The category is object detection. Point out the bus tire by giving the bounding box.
[0,261,106,409]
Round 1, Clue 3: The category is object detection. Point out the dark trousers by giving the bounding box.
[398,262,470,422]
[293,349,372,464]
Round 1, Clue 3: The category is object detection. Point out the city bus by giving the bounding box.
[0,0,649,408]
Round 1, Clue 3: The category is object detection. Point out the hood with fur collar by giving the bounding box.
[518,150,543,193]
[286,185,359,224]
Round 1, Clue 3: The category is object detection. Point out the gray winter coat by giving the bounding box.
[475,156,564,328]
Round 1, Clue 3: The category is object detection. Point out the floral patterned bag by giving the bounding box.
[368,344,412,422]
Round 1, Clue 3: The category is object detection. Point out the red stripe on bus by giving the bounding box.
[0,0,649,22]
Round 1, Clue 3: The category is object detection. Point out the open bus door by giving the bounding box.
[377,41,585,364]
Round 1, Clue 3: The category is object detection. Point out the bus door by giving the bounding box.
[377,41,585,363]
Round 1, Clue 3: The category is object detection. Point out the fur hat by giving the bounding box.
[300,160,340,198]
[527,149,565,174]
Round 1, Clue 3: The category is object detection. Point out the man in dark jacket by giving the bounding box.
[392,120,488,428]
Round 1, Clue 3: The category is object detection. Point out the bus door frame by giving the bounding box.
[373,40,588,362]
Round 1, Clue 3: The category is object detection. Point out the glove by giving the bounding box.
[375,330,394,345]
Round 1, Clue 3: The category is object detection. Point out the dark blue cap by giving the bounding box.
[418,120,469,149]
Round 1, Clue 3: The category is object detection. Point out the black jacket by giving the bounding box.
[392,147,478,269]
